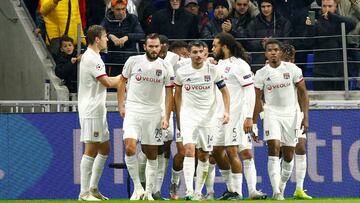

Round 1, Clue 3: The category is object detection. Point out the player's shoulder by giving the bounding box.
[127,54,144,62]
[176,63,191,74]
[232,57,252,72]
[254,65,268,76]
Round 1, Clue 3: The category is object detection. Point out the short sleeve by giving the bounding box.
[121,57,134,79]
[293,65,304,84]
[174,69,182,86]
[253,71,264,90]
[164,61,175,87]
[233,61,253,87]
[89,59,107,79]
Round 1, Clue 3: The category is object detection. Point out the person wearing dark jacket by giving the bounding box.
[55,36,80,93]
[305,0,356,90]
[229,0,258,39]
[201,0,231,39]
[150,0,199,39]
[245,0,292,72]
[101,0,145,76]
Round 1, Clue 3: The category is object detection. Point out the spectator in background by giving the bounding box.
[101,0,145,77]
[150,0,199,39]
[229,0,259,39]
[85,0,107,31]
[169,40,190,58]
[55,36,81,94]
[306,0,356,90]
[201,0,232,41]
[39,0,86,46]
[274,0,314,73]
[245,0,292,72]
[185,0,200,15]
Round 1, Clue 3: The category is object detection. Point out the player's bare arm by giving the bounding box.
[252,88,263,142]
[296,80,309,134]
[97,75,121,88]
[219,85,230,124]
[117,75,127,118]
[174,84,182,130]
[162,86,174,129]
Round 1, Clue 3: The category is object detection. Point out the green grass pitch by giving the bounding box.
[0,198,359,203]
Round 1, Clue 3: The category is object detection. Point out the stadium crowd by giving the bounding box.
[23,0,360,92]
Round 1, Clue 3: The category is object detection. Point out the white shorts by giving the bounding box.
[181,125,214,152]
[263,112,300,147]
[296,112,307,139]
[214,118,241,147]
[123,112,163,145]
[80,117,110,143]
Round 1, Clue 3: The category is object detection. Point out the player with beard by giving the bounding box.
[118,33,175,200]
[211,32,267,200]
[253,39,309,200]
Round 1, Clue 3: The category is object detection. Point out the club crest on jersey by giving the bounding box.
[156,69,162,76]
[96,64,102,70]
[204,75,211,82]
[94,132,99,137]
[265,130,270,136]
[283,72,290,79]
[225,67,231,73]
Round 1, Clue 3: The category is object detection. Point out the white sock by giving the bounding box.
[80,155,94,194]
[125,155,143,190]
[194,160,209,195]
[171,168,182,185]
[205,163,216,194]
[138,151,147,184]
[155,154,166,193]
[89,154,108,190]
[220,169,233,192]
[145,159,158,194]
[280,159,294,193]
[243,158,257,195]
[231,172,243,197]
[295,154,306,190]
[183,157,195,195]
[268,156,281,194]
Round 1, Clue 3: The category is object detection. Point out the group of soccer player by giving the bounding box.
[77,25,312,201]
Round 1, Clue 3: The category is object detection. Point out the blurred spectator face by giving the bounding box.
[321,0,337,14]
[185,3,199,15]
[144,38,161,60]
[173,47,190,58]
[208,2,214,12]
[214,5,229,20]
[112,3,127,20]
[260,2,273,18]
[212,38,225,59]
[190,45,205,65]
[98,32,109,50]
[265,43,281,65]
[60,41,75,55]
[170,0,181,10]
[235,0,249,15]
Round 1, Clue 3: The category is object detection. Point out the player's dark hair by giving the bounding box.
[159,35,169,45]
[265,39,283,51]
[144,33,160,45]
[215,32,249,63]
[86,25,106,45]
[188,40,208,49]
[169,40,189,51]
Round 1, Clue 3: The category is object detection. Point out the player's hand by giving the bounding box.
[223,112,229,124]
[208,57,218,65]
[251,123,260,143]
[119,106,125,118]
[243,118,253,133]
[301,117,309,134]
[161,118,169,129]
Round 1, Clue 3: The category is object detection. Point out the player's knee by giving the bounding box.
[125,145,136,156]
[240,149,253,160]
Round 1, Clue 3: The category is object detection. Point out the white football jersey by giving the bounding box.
[254,61,303,115]
[175,62,224,127]
[78,48,107,118]
[216,56,253,118]
[122,54,174,114]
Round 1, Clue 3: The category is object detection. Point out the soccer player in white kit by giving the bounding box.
[174,40,230,200]
[117,33,174,200]
[212,33,267,200]
[281,44,312,199]
[78,25,120,201]
[252,39,309,200]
